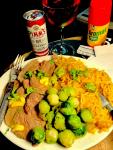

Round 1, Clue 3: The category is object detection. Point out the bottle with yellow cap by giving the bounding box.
[87,0,112,47]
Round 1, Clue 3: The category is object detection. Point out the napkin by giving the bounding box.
[88,44,113,76]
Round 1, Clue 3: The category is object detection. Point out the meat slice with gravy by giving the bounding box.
[4,58,57,141]
[24,92,43,113]
[18,60,40,82]
[13,80,20,90]
[40,60,55,76]
[16,86,25,96]
[30,75,48,94]
[23,79,30,89]
[5,107,45,139]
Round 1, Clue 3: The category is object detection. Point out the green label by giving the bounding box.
[89,35,98,41]
[88,27,107,41]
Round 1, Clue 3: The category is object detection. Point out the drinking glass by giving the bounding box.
[42,0,80,55]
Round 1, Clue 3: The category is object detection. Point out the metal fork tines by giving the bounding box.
[10,54,25,81]
[10,54,24,69]
[9,51,32,70]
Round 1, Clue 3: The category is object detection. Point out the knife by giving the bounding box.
[0,68,18,126]
[100,94,113,118]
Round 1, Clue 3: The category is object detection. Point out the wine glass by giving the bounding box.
[42,0,80,55]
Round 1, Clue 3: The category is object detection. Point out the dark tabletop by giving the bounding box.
[0,0,113,149]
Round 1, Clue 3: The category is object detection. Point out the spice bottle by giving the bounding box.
[87,0,112,47]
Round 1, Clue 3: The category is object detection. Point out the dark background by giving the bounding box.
[0,0,90,76]
[0,0,113,149]
[0,0,113,76]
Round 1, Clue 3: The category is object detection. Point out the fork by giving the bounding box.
[100,94,113,118]
[0,53,28,127]
[3,51,32,73]
[0,52,31,105]
[9,51,32,69]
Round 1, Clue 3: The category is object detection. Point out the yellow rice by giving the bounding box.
[53,55,113,132]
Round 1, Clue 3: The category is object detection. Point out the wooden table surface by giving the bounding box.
[89,131,113,150]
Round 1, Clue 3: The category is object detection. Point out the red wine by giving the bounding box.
[42,0,80,28]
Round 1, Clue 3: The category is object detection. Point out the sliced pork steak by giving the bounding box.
[24,92,43,113]
[5,107,45,139]
[18,60,40,82]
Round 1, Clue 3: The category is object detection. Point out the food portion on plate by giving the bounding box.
[4,54,113,148]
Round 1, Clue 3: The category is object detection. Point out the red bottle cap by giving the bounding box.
[88,0,112,26]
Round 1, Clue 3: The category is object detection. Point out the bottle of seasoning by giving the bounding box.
[87,0,112,47]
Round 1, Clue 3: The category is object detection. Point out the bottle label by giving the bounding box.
[87,23,109,47]
[28,24,48,53]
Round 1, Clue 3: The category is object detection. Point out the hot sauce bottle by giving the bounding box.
[87,0,112,47]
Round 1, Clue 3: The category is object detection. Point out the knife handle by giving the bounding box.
[0,82,13,127]
[0,91,11,127]
[5,82,14,93]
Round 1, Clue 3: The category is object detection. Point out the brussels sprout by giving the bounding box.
[47,87,58,94]
[30,127,45,144]
[46,111,55,124]
[80,108,93,123]
[68,87,76,97]
[67,97,79,108]
[52,101,62,113]
[45,128,58,144]
[58,129,75,148]
[67,115,83,129]
[58,90,68,102]
[85,82,96,92]
[72,124,87,137]
[61,87,71,97]
[60,102,76,116]
[46,123,52,130]
[54,112,66,131]
[62,87,76,97]
[39,100,50,114]
[55,67,65,78]
[47,94,59,106]
[50,74,58,85]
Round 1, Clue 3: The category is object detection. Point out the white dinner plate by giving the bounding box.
[0,55,113,150]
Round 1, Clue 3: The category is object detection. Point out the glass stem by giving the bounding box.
[59,26,67,54]
[60,27,64,48]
